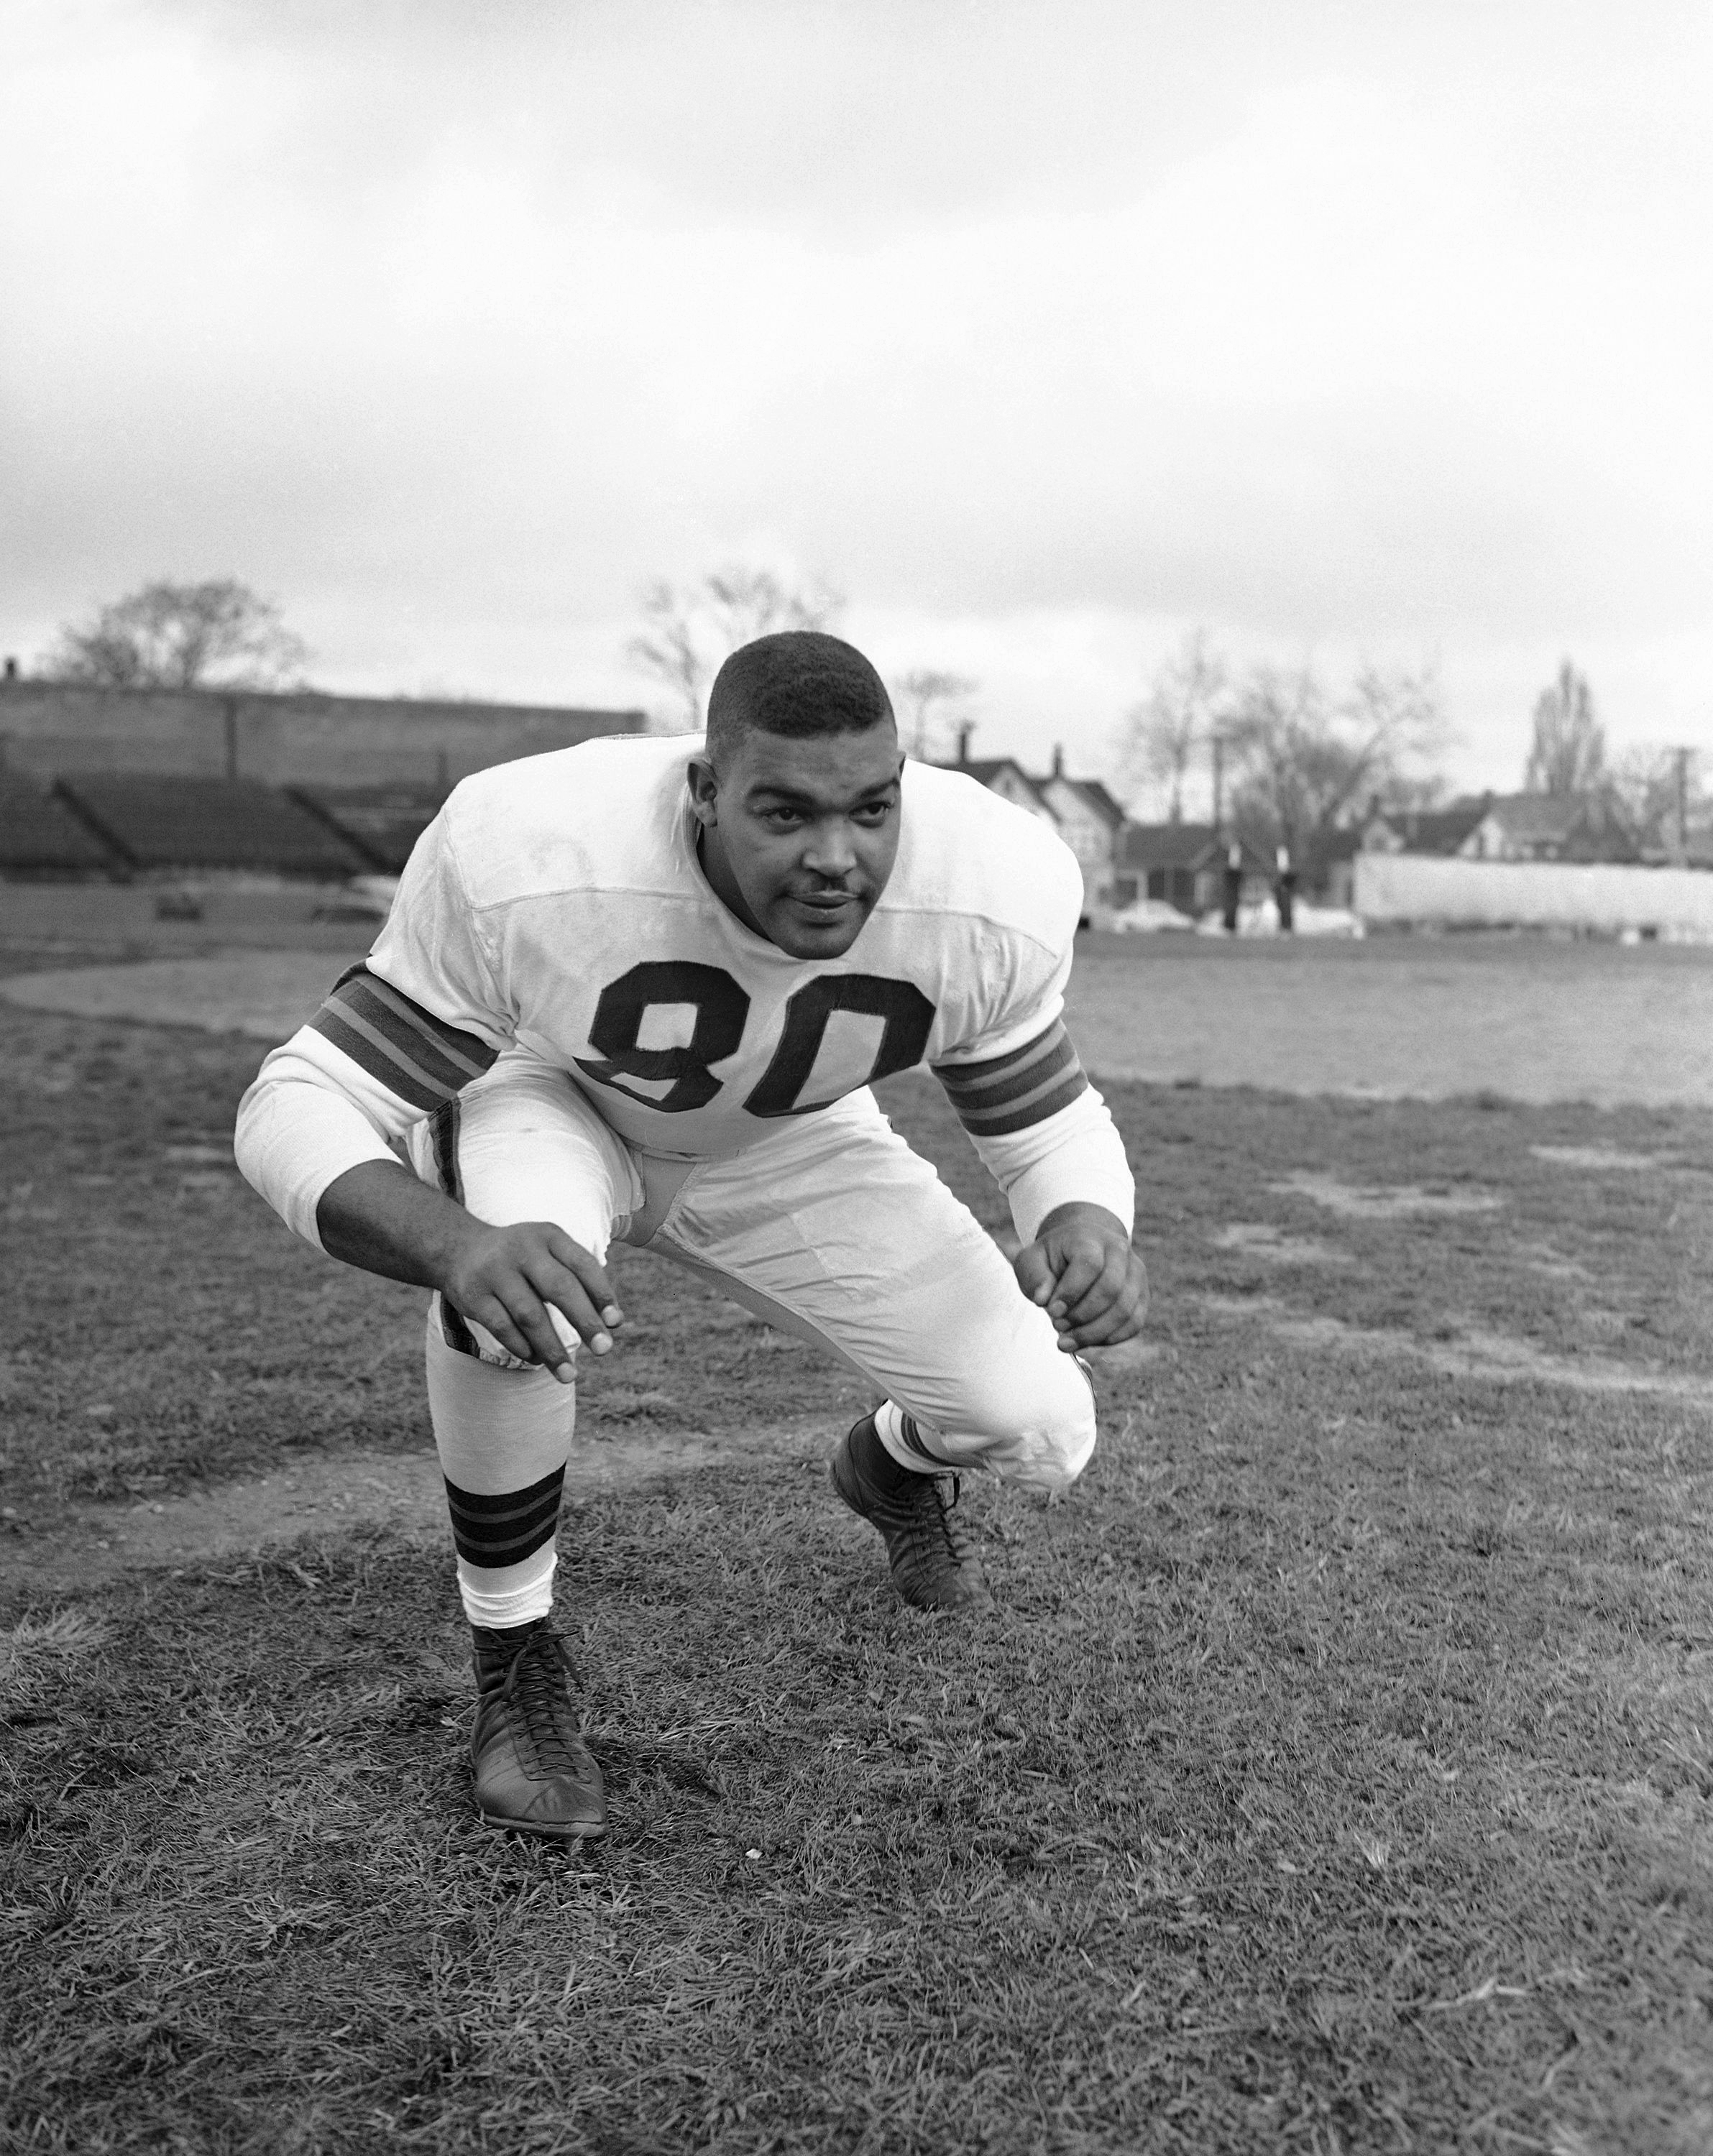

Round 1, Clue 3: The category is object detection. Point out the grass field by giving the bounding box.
[4,960,1713,2152]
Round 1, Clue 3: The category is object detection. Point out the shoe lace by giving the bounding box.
[902,1473,972,1571]
[505,1631,586,1775]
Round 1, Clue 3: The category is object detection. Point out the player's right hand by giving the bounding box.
[439,1221,624,1383]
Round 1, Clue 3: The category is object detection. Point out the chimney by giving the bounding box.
[1,656,16,683]
[1052,742,1064,779]
[956,722,973,765]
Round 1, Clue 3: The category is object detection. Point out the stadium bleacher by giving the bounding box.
[0,768,120,876]
[54,775,367,877]
[287,783,446,873]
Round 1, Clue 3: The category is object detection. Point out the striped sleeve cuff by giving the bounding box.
[307,964,500,1112]
[932,1019,1090,1137]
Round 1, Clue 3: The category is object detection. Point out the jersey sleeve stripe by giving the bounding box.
[932,1018,1068,1088]
[932,1019,1092,1136]
[335,966,497,1079]
[936,1030,1077,1111]
[310,1006,460,1111]
[306,966,499,1108]
[952,1065,1090,1136]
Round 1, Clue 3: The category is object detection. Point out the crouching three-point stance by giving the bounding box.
[234,632,1147,1841]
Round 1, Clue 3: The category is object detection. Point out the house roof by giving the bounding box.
[1387,794,1493,854]
[1479,790,1631,843]
[1119,820,1219,870]
[1119,821,1269,873]
[1043,775,1126,827]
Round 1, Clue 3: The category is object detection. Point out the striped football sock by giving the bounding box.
[446,1465,565,1629]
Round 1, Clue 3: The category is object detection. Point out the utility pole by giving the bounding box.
[1675,745,1691,865]
[1211,732,1224,836]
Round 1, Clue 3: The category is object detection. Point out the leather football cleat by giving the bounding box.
[830,1414,994,1612]
[469,1619,607,1841]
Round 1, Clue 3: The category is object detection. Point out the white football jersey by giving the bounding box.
[310,732,1089,1159]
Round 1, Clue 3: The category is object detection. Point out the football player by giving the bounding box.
[235,632,1146,1841]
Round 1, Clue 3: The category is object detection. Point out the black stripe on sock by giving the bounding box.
[444,1465,565,1569]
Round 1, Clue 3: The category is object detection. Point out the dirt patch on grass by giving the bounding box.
[1272,1169,1504,1219]
[1530,1143,1664,1171]
[0,952,348,1046]
[3,1424,825,1595]
[1202,1292,1713,1407]
[1212,1222,1354,1266]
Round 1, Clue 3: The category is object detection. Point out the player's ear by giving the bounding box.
[686,755,720,825]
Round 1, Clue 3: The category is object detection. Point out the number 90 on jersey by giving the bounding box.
[573,962,935,1119]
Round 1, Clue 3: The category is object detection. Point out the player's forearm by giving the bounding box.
[969,1086,1136,1243]
[315,1160,476,1289]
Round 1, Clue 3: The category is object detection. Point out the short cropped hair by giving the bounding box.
[705,631,895,765]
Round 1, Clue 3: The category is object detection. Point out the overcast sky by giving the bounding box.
[3,0,1709,805]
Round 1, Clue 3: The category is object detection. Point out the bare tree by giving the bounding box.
[626,566,843,730]
[1226,660,1448,852]
[1610,742,1701,849]
[42,579,310,691]
[1524,661,1605,794]
[1116,631,1229,820]
[894,668,978,763]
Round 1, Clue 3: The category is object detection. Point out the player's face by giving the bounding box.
[690,724,906,959]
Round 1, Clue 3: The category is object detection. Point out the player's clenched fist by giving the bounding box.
[1013,1200,1147,1353]
[439,1220,625,1381]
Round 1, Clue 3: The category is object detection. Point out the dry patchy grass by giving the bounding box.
[3,1005,1713,2151]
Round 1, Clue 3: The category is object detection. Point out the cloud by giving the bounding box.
[2,0,1709,780]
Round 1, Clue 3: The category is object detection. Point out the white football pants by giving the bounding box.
[408,1048,1097,1514]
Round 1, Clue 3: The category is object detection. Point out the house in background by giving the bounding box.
[1296,824,1368,911]
[1362,789,1640,866]
[1361,796,1491,860]
[1456,790,1639,864]
[1639,811,1713,870]
[1036,747,1126,918]
[1111,822,1270,916]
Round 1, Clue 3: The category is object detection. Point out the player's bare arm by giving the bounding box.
[1014,1199,1148,1352]
[316,1159,625,1379]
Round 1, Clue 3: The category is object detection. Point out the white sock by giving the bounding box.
[874,1398,954,1472]
[459,1547,558,1631]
